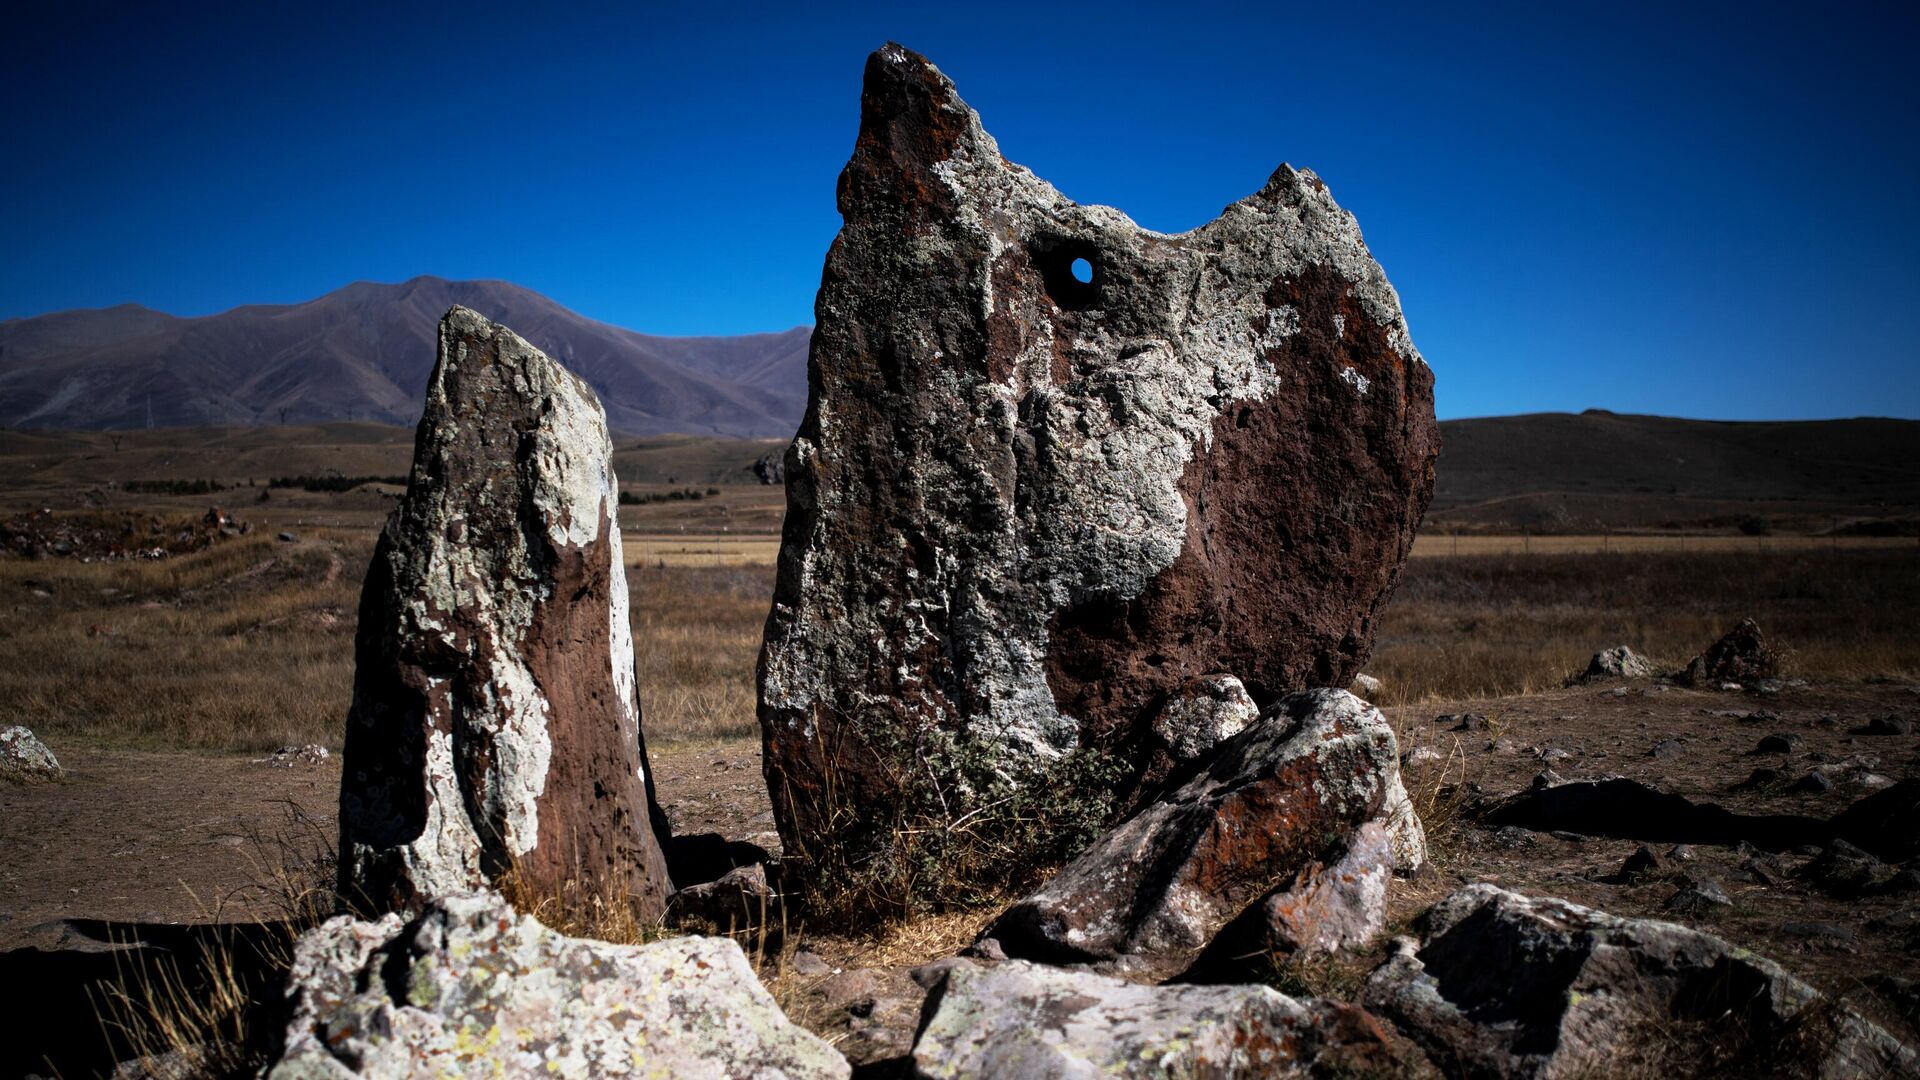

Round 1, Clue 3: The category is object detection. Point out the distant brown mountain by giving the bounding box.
[0,277,811,437]
[1431,410,1920,531]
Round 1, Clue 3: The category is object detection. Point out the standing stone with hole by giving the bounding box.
[757,44,1438,888]
[336,306,673,919]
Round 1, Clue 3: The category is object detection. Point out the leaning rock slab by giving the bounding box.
[270,890,848,1080]
[0,725,62,782]
[911,958,1401,1079]
[986,690,1420,975]
[337,307,671,917]
[1365,884,1915,1078]
[758,44,1438,882]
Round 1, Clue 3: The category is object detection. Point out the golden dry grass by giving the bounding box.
[7,522,1914,753]
[1368,547,1920,705]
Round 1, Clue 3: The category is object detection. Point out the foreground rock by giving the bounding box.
[1366,884,1915,1078]
[1678,617,1778,686]
[270,890,848,1079]
[336,307,672,918]
[911,958,1403,1079]
[985,690,1421,976]
[0,725,62,782]
[1367,883,1920,1076]
[758,44,1438,884]
[1832,777,1920,862]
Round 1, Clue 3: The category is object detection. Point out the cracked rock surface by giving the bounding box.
[269,890,848,1079]
[909,957,1402,1079]
[336,307,671,918]
[759,42,1437,882]
[984,690,1422,977]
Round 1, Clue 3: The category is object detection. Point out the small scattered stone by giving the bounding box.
[1617,845,1673,881]
[1403,745,1444,766]
[1349,672,1382,699]
[790,950,832,978]
[1754,733,1802,754]
[1649,739,1685,760]
[1733,767,1785,792]
[1799,840,1891,898]
[1446,713,1489,732]
[1789,771,1837,794]
[276,531,297,543]
[1782,920,1856,945]
[1858,714,1915,736]
[1667,843,1697,861]
[1492,826,1536,850]
[1664,873,1731,914]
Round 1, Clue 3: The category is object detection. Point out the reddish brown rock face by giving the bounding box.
[982,691,1419,978]
[758,44,1438,887]
[337,306,672,919]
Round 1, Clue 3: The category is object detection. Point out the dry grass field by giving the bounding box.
[3,496,1913,754]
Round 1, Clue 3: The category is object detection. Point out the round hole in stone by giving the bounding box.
[1070,257,1094,284]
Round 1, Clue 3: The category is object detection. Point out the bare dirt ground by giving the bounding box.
[8,677,1918,1068]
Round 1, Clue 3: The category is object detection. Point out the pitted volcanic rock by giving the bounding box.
[337,306,672,919]
[757,43,1438,880]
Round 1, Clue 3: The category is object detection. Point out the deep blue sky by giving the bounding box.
[5,2,1916,420]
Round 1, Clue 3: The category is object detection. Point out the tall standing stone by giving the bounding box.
[759,45,1438,884]
[338,306,672,919]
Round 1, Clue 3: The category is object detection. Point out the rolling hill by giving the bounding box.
[0,277,811,438]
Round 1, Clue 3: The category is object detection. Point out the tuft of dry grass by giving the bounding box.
[0,533,364,752]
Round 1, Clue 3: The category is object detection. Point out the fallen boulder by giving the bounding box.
[911,958,1404,1079]
[758,44,1438,890]
[336,307,672,919]
[1677,617,1777,687]
[984,690,1421,977]
[269,890,848,1079]
[1365,884,1915,1078]
[1482,775,1829,851]
[0,725,62,782]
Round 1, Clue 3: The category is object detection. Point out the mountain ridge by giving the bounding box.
[0,277,813,438]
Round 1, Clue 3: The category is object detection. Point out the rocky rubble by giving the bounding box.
[1366,884,1915,1078]
[984,690,1421,977]
[0,506,246,561]
[336,307,672,918]
[270,890,848,1079]
[758,42,1438,885]
[1575,643,1657,682]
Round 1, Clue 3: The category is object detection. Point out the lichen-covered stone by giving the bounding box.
[337,307,671,917]
[1151,674,1258,761]
[1364,884,1917,1078]
[759,43,1437,887]
[269,890,849,1079]
[985,690,1421,976]
[1576,644,1657,682]
[0,725,62,782]
[910,958,1399,1079]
